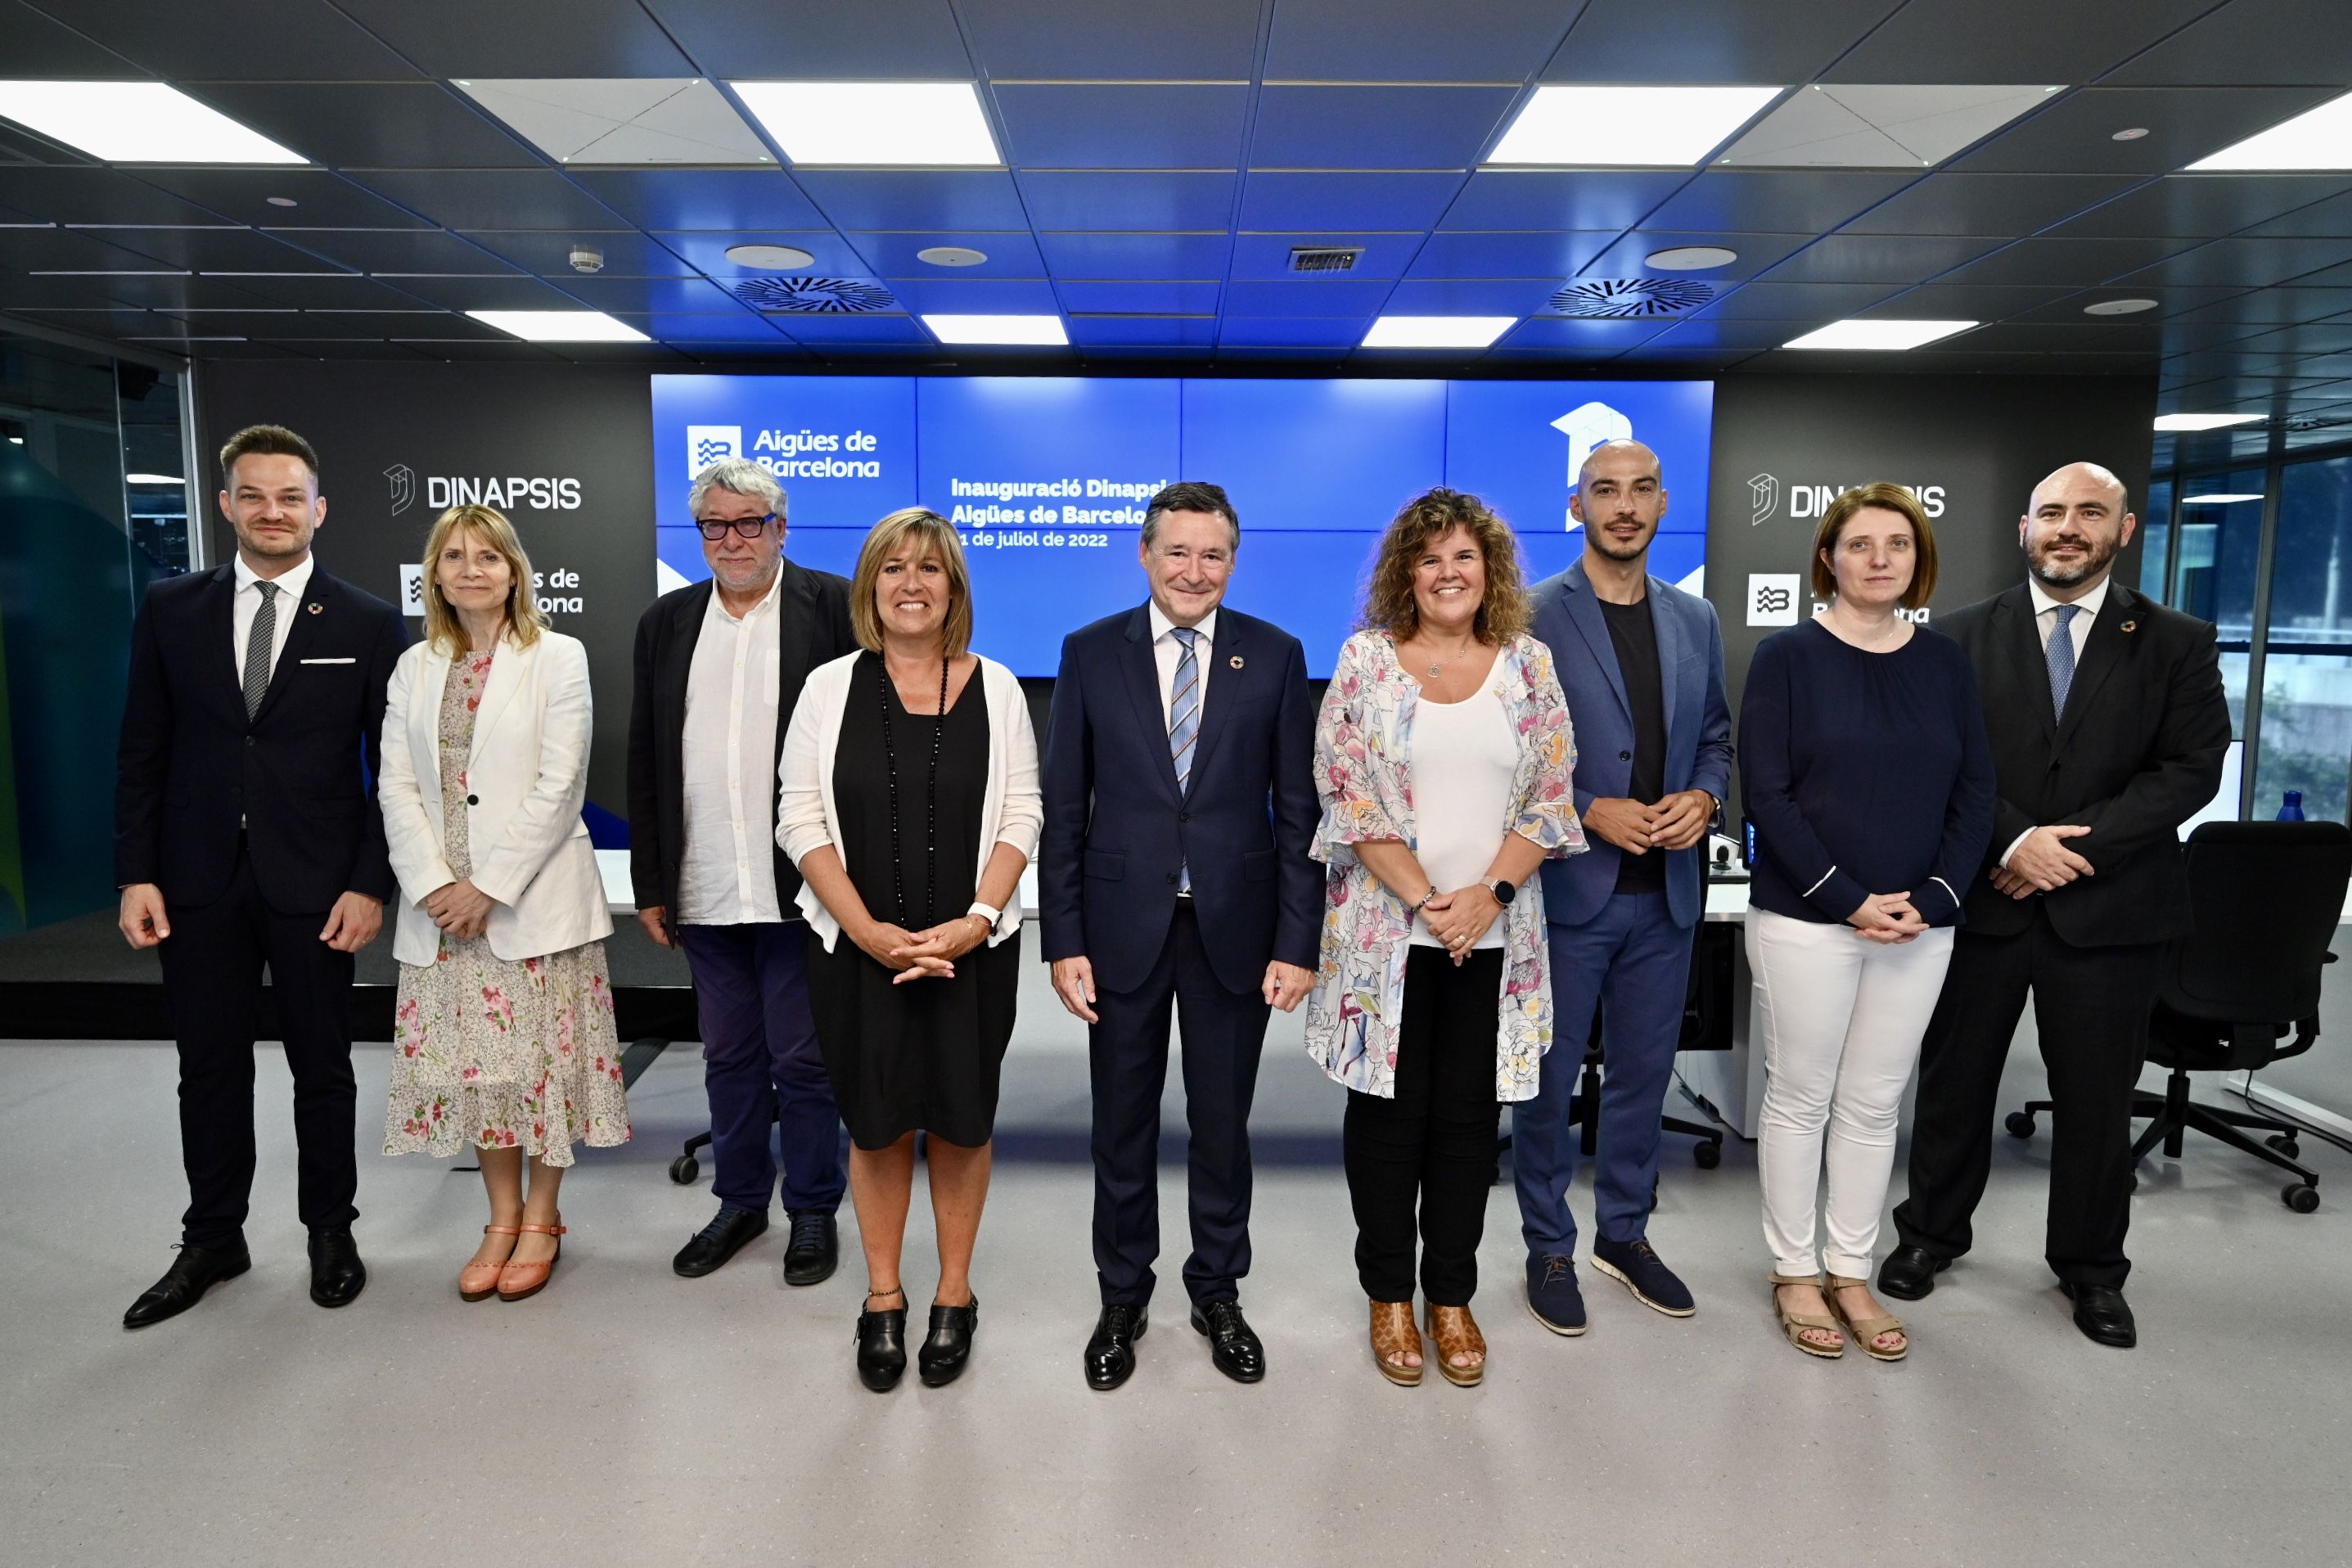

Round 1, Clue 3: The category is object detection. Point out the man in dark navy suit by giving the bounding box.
[115,424,408,1327]
[1040,481,1321,1390]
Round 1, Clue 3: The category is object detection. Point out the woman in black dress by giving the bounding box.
[777,507,1040,1391]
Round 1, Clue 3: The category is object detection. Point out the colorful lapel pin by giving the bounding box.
[306,602,323,615]
[2120,620,2137,633]
[1229,655,1245,669]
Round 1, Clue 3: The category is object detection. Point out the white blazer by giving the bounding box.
[777,651,1041,953]
[379,629,612,967]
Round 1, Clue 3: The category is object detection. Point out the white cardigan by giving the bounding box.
[777,651,1041,953]
[378,629,612,968]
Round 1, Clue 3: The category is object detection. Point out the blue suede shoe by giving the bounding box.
[1591,1235,1696,1318]
[1525,1253,1588,1336]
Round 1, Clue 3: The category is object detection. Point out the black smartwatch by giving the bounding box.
[1482,876,1517,907]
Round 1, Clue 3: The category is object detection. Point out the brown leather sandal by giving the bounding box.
[496,1222,566,1302]
[1769,1272,1845,1358]
[1369,1300,1423,1387]
[1824,1273,1908,1361]
[1422,1303,1486,1387]
[458,1224,520,1302]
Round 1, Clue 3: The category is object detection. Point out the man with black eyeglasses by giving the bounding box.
[629,457,857,1285]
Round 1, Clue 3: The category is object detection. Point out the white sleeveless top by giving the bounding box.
[1406,685,1518,949]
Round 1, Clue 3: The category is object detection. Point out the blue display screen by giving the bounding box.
[651,375,1714,677]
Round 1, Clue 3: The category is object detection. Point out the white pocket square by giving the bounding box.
[300,656,357,665]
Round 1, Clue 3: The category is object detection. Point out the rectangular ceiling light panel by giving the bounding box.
[1361,316,1515,349]
[466,309,648,341]
[456,79,774,165]
[923,313,1066,345]
[0,81,305,164]
[1720,84,2061,168]
[731,82,999,166]
[1486,85,1782,167]
[2152,412,2264,430]
[2190,91,2352,171]
[1783,318,1977,350]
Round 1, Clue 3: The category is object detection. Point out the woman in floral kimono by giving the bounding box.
[1306,488,1584,1387]
[379,505,628,1303]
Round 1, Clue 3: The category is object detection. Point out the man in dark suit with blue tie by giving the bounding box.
[1515,440,1732,1335]
[115,424,409,1327]
[1040,481,1322,1390]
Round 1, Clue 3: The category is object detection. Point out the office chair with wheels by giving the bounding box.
[2007,820,2350,1214]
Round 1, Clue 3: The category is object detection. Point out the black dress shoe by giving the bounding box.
[856,1294,909,1391]
[673,1206,768,1278]
[124,1243,250,1329]
[1877,1244,1948,1302]
[782,1210,839,1287]
[1084,1304,1148,1391]
[1190,1299,1266,1384]
[2061,1282,2138,1349]
[917,1297,979,1387]
[308,1228,367,1309]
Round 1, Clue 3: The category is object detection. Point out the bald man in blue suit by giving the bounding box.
[1515,439,1733,1336]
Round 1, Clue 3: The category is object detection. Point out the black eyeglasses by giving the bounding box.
[694,514,777,540]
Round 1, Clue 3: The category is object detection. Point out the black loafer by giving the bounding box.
[1877,1244,1948,1302]
[1084,1304,1147,1391]
[1190,1298,1266,1384]
[917,1297,979,1387]
[123,1243,250,1329]
[782,1210,839,1287]
[673,1206,768,1278]
[2061,1282,2137,1349]
[856,1296,909,1391]
[308,1228,367,1309]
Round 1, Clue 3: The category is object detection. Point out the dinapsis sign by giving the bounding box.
[1744,472,1948,526]
[383,462,584,517]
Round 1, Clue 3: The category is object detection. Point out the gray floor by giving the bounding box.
[5,957,2350,1567]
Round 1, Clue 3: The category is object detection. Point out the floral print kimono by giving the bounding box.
[1305,629,1585,1102]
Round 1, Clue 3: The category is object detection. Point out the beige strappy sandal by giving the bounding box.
[1769,1272,1845,1358]
[1824,1274,1908,1362]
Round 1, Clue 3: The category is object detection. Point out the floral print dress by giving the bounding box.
[384,649,629,1164]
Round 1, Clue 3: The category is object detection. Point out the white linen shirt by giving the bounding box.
[676,571,787,926]
[1998,573,2114,869]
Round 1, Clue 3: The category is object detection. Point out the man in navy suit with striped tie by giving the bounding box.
[1040,482,1322,1391]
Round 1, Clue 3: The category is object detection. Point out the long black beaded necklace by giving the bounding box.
[875,649,950,926]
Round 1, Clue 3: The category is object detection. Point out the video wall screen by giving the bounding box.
[651,375,1714,677]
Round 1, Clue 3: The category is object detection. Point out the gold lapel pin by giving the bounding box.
[1229,654,1245,669]
[306,602,323,615]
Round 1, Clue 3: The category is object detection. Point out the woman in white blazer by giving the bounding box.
[378,504,626,1303]
[777,507,1040,1392]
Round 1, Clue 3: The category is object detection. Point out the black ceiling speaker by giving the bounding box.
[1547,278,1716,318]
[727,277,897,313]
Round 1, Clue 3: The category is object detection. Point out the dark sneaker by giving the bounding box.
[1525,1253,1588,1336]
[1591,1235,1696,1318]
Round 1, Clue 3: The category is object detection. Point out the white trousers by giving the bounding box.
[1747,910,1955,1279]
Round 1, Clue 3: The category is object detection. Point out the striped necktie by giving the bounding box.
[2046,602,2079,719]
[243,580,280,720]
[1169,626,1200,892]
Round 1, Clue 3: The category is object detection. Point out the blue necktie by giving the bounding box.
[1169,627,1200,892]
[2047,603,2079,719]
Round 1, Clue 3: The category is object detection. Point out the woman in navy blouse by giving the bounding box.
[1738,482,1993,1363]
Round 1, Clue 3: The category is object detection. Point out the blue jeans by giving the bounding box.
[679,922,847,1215]
[1511,891,1692,1256]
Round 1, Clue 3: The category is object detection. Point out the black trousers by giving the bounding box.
[157,844,360,1250]
[1090,902,1272,1310]
[1344,946,1503,1307]
[1892,908,2163,1289]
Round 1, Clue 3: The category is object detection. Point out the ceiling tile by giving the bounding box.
[366,311,532,341]
[1823,0,2216,84]
[876,277,1060,313]
[1238,173,1467,232]
[154,273,448,310]
[92,227,362,274]
[4,225,195,272]
[185,83,538,169]
[370,274,595,312]
[146,309,382,340]
[0,167,232,227]
[657,229,868,276]
[1583,230,1814,281]
[2115,237,2352,288]
[1055,280,1220,313]
[1936,235,2201,285]
[566,169,829,230]
[1544,0,1896,83]
[768,314,935,346]
[1020,172,1235,232]
[845,230,1048,278]
[286,228,521,274]
[1895,282,2126,321]
[1639,169,1917,232]
[1722,85,2060,169]
[2044,173,2352,239]
[1034,232,1232,277]
[1691,280,1906,318]
[1385,278,1556,313]
[347,170,627,231]
[994,86,1248,170]
[0,273,254,310]
[1223,279,1399,317]
[1440,171,1687,232]
[2232,322,2352,357]
[1952,86,2349,175]
[1229,232,1425,282]
[1,305,179,333]
[1754,232,2008,283]
[1836,173,2141,236]
[56,0,423,79]
[648,0,973,76]
[2243,189,2352,239]
[455,79,773,167]
[1406,231,1617,278]
[1265,0,1573,80]
[0,0,142,76]
[459,230,699,277]
[333,0,696,76]
[1496,318,1669,352]
[1217,318,1372,348]
[796,170,1030,231]
[959,0,1260,79]
[2104,0,2352,86]
[624,311,791,343]
[134,169,435,229]
[1249,88,1519,170]
[1616,318,1807,358]
[1063,315,1219,348]
[546,275,742,312]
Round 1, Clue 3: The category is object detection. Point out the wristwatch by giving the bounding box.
[966,900,1002,933]
[1481,876,1518,907]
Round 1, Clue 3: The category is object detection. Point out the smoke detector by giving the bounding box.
[568,245,606,274]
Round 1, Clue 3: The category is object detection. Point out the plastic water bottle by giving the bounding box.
[2278,790,2306,821]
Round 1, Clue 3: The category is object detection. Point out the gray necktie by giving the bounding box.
[243,580,280,719]
[2046,602,2079,719]
[1169,627,1200,893]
